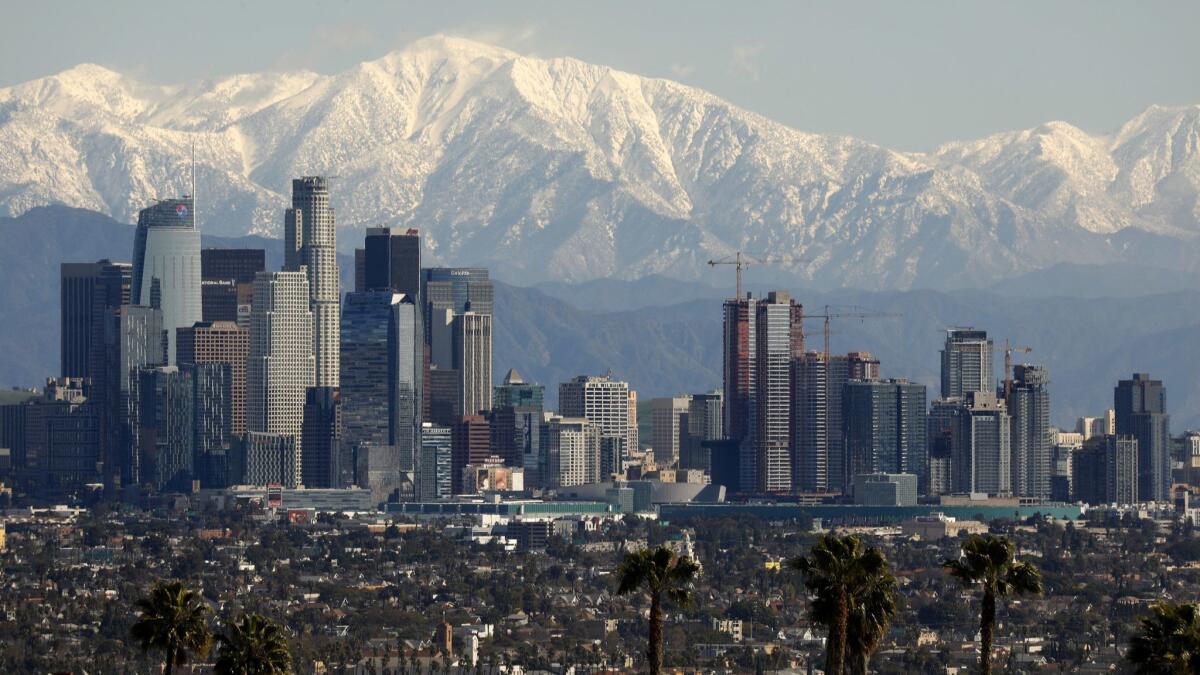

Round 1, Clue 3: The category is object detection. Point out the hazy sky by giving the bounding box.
[3,0,1197,150]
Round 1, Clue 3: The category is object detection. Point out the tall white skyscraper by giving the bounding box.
[131,197,202,365]
[246,271,314,486]
[560,373,630,478]
[284,177,340,388]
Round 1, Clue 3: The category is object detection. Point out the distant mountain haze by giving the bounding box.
[3,205,1198,429]
[1,37,1199,289]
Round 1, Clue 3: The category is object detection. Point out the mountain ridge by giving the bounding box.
[3,205,1199,428]
[2,35,1200,289]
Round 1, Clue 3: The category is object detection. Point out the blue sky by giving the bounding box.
[3,0,1197,150]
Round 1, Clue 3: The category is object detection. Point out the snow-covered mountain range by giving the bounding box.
[1,35,1198,289]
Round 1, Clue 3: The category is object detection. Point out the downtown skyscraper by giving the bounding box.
[340,292,421,498]
[245,271,314,486]
[753,291,803,493]
[941,328,993,398]
[423,267,493,418]
[1115,373,1170,502]
[131,197,202,365]
[1007,364,1052,499]
[284,177,339,388]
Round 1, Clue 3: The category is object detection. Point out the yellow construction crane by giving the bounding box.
[706,251,801,299]
[1001,339,1033,400]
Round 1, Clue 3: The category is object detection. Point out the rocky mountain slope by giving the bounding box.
[1,36,1198,288]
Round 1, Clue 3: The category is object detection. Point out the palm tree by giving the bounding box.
[1127,602,1200,674]
[942,534,1043,675]
[790,532,896,675]
[214,613,293,675]
[845,563,899,675]
[130,580,212,675]
[616,545,700,675]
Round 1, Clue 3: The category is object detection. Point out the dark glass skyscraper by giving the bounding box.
[364,227,421,296]
[339,292,420,494]
[201,249,265,284]
[61,260,131,379]
[1115,373,1169,502]
[843,379,927,481]
[301,387,341,488]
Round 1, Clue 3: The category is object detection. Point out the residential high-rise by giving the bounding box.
[190,362,233,488]
[1115,373,1170,502]
[339,292,421,493]
[418,422,453,500]
[177,321,249,437]
[544,415,601,488]
[364,227,421,296]
[560,374,630,478]
[61,261,131,379]
[245,271,313,487]
[1074,435,1138,505]
[650,396,691,467]
[1007,364,1052,499]
[843,379,927,484]
[451,415,491,494]
[7,378,101,492]
[627,390,639,455]
[301,387,340,488]
[132,197,202,365]
[680,391,724,472]
[104,305,164,488]
[284,177,340,388]
[952,391,1011,496]
[941,328,993,399]
[722,296,756,455]
[244,432,297,487]
[926,398,964,495]
[137,366,194,492]
[791,352,828,491]
[753,291,803,493]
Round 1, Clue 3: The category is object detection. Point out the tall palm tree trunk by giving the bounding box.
[649,592,663,675]
[164,647,175,675]
[824,632,840,675]
[829,586,849,675]
[980,589,996,675]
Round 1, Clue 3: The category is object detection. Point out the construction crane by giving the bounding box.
[805,305,902,366]
[1001,339,1033,400]
[707,251,801,299]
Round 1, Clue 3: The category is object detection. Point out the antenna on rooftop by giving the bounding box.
[191,140,197,228]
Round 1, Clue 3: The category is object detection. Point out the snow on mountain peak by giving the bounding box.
[0,41,1198,289]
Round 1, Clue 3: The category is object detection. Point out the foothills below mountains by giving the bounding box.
[3,205,1198,428]
[1,36,1200,288]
